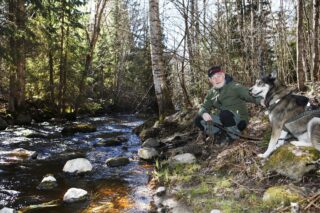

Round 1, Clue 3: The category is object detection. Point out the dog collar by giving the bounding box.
[267,91,292,112]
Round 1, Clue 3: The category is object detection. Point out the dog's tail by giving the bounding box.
[308,117,320,151]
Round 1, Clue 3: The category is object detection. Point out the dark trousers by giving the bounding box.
[194,110,247,132]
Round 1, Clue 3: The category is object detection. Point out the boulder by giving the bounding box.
[155,186,166,196]
[105,157,130,167]
[210,210,222,213]
[262,185,305,206]
[264,144,320,180]
[138,147,159,160]
[0,117,8,130]
[63,188,88,203]
[15,113,32,125]
[142,138,161,148]
[0,148,37,160]
[171,153,196,165]
[139,128,160,141]
[15,129,47,138]
[61,123,96,136]
[95,136,127,147]
[133,117,157,135]
[63,158,93,174]
[163,110,196,130]
[37,174,58,190]
[0,207,16,213]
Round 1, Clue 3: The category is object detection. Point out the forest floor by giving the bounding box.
[146,83,320,213]
[148,112,320,212]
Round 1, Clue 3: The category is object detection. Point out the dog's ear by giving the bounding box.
[262,70,277,84]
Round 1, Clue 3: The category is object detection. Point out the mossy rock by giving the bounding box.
[139,127,160,141]
[263,185,305,207]
[163,110,197,131]
[106,157,130,167]
[133,117,157,135]
[95,136,127,147]
[61,123,97,136]
[0,117,8,130]
[264,144,320,180]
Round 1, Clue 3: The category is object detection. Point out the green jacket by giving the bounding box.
[198,75,261,123]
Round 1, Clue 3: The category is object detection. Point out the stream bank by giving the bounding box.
[137,109,320,213]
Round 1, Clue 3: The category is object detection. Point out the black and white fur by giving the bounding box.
[250,71,320,158]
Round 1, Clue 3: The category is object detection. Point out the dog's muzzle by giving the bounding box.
[249,87,262,97]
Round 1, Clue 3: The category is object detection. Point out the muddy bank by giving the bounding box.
[138,109,320,212]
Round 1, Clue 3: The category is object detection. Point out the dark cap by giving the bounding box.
[208,66,224,77]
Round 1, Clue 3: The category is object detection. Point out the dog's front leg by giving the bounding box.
[258,129,287,158]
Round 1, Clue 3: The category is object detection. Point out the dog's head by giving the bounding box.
[250,71,277,100]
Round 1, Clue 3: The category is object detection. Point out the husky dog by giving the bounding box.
[250,71,320,158]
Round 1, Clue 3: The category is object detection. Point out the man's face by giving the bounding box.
[209,72,225,89]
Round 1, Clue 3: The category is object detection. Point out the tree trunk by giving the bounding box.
[311,0,319,82]
[48,51,54,104]
[149,0,175,119]
[250,0,256,79]
[75,0,107,114]
[58,0,65,113]
[296,0,306,90]
[8,0,26,112]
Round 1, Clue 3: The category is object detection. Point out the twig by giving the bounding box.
[304,192,320,210]
[229,179,263,193]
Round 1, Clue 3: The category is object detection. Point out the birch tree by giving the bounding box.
[296,0,306,90]
[75,0,108,113]
[311,0,319,83]
[149,0,175,119]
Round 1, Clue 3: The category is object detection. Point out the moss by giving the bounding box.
[153,161,201,185]
[82,102,103,113]
[264,145,296,171]
[61,123,97,136]
[263,185,304,206]
[264,144,320,180]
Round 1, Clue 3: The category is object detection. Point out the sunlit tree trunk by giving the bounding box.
[149,0,175,119]
[250,0,256,78]
[75,0,107,114]
[311,0,319,83]
[296,0,306,90]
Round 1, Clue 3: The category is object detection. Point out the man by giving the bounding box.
[195,66,262,143]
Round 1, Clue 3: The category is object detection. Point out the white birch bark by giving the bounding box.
[149,0,174,118]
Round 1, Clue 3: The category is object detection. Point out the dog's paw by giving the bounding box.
[257,153,268,158]
[290,141,312,147]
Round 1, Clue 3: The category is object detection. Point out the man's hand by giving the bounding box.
[202,112,212,121]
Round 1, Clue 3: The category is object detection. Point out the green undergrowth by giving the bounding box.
[153,160,272,212]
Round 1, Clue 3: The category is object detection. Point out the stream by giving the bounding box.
[0,114,153,212]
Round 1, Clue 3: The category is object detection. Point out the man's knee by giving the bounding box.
[219,110,236,127]
[219,110,247,131]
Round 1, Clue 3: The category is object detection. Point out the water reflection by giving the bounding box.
[0,114,152,212]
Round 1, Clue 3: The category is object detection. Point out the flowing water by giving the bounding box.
[0,114,153,212]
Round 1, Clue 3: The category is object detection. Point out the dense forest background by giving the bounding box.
[0,0,319,120]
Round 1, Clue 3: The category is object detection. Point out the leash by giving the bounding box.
[206,121,262,141]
